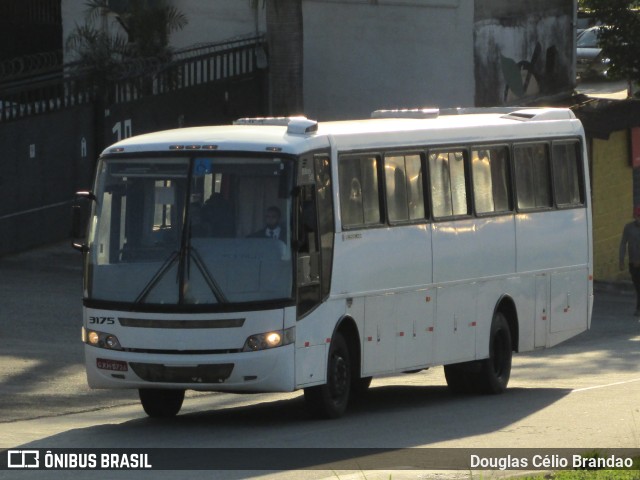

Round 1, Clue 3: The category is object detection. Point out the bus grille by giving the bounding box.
[129,362,234,383]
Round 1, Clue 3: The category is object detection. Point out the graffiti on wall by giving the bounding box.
[500,42,541,103]
[474,12,571,108]
[498,40,563,104]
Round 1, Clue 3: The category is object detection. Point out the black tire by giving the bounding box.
[139,388,185,418]
[444,363,474,394]
[304,333,351,419]
[475,311,512,394]
[350,375,372,402]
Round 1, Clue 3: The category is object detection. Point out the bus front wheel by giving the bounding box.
[303,333,352,419]
[139,388,185,418]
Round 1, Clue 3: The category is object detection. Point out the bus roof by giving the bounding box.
[103,108,583,156]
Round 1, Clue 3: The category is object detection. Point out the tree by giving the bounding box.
[65,0,187,158]
[583,0,640,94]
[264,0,304,116]
[66,0,187,80]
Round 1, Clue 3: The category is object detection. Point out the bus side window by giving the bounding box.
[385,153,424,223]
[429,150,468,218]
[514,143,552,210]
[339,155,381,228]
[552,141,583,207]
[471,146,511,214]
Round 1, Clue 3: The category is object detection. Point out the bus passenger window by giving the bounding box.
[339,155,381,228]
[514,144,552,210]
[429,150,468,218]
[471,146,511,214]
[385,154,424,223]
[552,141,583,207]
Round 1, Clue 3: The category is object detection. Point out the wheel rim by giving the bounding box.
[329,352,349,401]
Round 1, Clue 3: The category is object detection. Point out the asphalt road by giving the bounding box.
[1,242,639,480]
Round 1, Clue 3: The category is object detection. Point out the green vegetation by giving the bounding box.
[581,0,640,94]
[66,0,187,79]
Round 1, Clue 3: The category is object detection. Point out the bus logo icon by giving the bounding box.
[8,450,39,468]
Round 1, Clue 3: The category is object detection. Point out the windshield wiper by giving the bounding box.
[134,250,179,304]
[186,244,228,303]
[177,162,228,304]
[133,158,229,305]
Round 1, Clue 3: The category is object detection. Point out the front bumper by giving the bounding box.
[84,343,296,392]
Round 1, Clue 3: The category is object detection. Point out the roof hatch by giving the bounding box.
[502,108,576,121]
[233,116,318,135]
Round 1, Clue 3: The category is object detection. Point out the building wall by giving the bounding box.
[474,0,575,106]
[592,130,633,282]
[170,0,264,49]
[62,0,575,120]
[303,0,475,120]
[61,0,261,63]
[0,105,95,254]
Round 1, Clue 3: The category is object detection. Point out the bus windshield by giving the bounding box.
[87,155,294,306]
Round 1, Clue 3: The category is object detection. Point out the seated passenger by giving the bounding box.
[201,194,235,237]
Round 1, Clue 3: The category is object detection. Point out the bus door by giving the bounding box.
[295,153,334,318]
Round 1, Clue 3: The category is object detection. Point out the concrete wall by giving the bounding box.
[303,0,475,120]
[591,130,633,282]
[62,0,575,120]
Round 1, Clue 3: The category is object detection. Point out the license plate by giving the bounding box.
[97,358,128,372]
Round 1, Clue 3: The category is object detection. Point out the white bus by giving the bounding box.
[73,107,593,419]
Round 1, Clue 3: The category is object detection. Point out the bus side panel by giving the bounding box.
[330,225,432,377]
[548,268,589,346]
[294,298,356,388]
[516,208,590,347]
[515,209,589,272]
[362,288,434,375]
[295,343,327,387]
[432,216,516,283]
[474,275,538,356]
[433,283,477,365]
[331,226,431,295]
[431,215,518,364]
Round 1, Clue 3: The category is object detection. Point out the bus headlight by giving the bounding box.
[243,327,295,352]
[82,327,123,351]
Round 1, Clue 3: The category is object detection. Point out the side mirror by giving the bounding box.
[71,191,95,252]
[71,206,87,252]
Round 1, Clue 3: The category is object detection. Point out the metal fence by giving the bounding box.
[0,36,266,122]
[112,36,266,103]
[0,36,268,255]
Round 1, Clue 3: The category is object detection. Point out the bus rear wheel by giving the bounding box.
[304,333,351,419]
[443,363,475,394]
[444,311,512,395]
[139,388,185,418]
[475,311,512,394]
